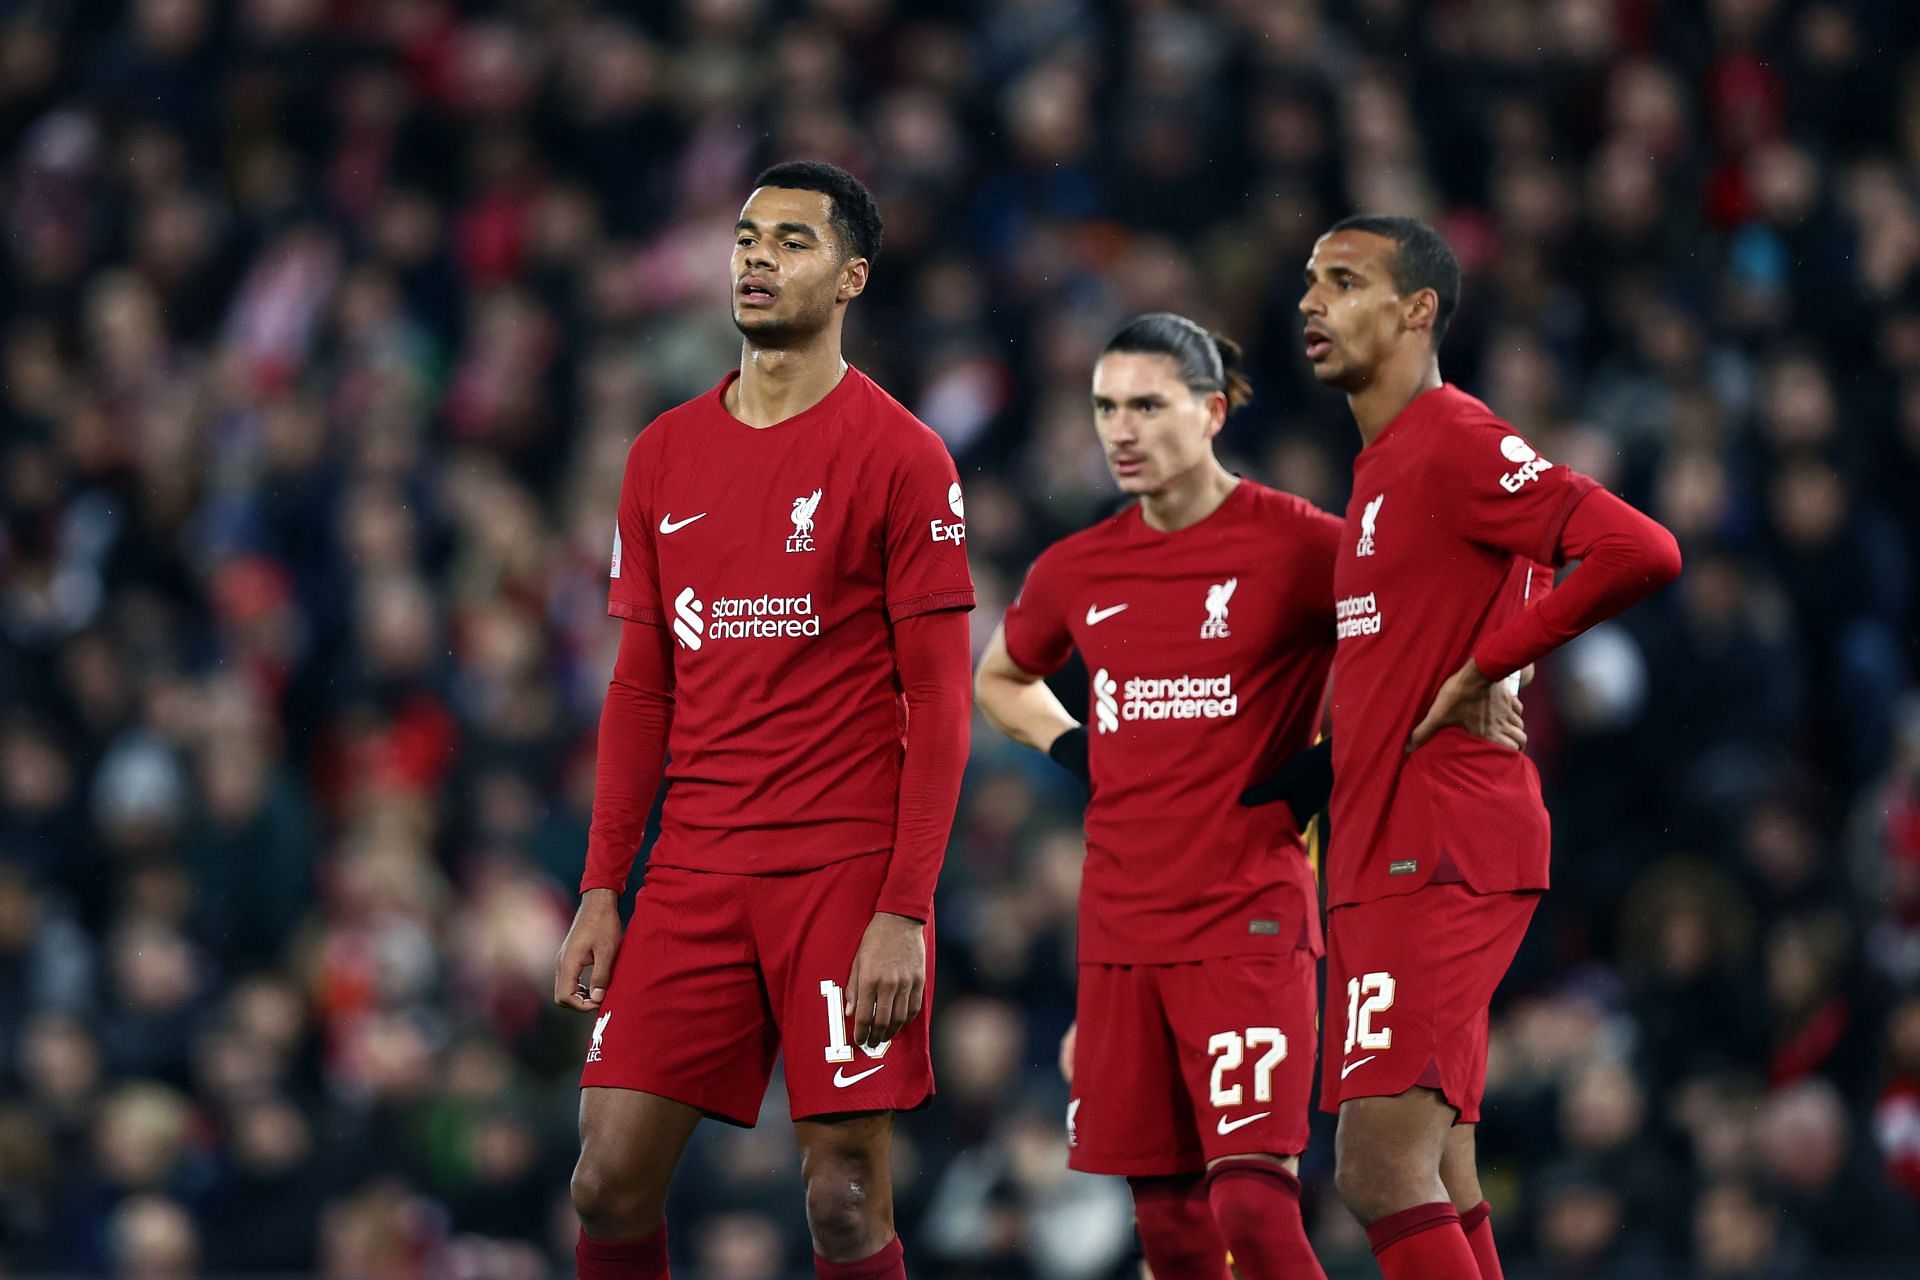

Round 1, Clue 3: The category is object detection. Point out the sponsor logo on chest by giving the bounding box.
[1336,592,1383,639]
[673,586,820,650]
[1093,668,1238,731]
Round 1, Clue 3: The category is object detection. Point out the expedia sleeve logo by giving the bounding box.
[930,481,967,544]
[1498,435,1554,493]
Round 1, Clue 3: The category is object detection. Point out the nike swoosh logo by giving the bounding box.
[658,513,707,534]
[1085,603,1128,625]
[1216,1111,1270,1135]
[833,1064,885,1088]
[1341,1055,1377,1080]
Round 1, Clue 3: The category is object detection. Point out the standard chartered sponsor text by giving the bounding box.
[1120,673,1238,722]
[1336,592,1383,639]
[707,592,821,639]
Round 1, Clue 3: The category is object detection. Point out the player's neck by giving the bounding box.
[729,337,848,429]
[1349,357,1443,446]
[1140,459,1238,533]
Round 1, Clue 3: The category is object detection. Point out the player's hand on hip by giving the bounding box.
[845,911,926,1049]
[1059,1022,1077,1085]
[1410,659,1524,752]
[554,888,623,1011]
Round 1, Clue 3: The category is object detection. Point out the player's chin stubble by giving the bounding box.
[733,296,831,348]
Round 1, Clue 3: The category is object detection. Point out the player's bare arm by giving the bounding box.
[974,623,1078,752]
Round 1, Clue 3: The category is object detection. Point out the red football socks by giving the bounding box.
[1461,1201,1505,1280]
[1204,1162,1327,1279]
[813,1235,905,1280]
[576,1225,669,1279]
[1129,1176,1233,1279]
[1366,1202,1480,1280]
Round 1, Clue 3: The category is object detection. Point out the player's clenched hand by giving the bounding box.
[1410,659,1527,752]
[554,889,623,1012]
[845,911,926,1049]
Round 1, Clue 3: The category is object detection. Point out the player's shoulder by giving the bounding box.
[1422,385,1525,446]
[1049,500,1144,563]
[624,376,730,462]
[1235,478,1341,532]
[845,367,951,460]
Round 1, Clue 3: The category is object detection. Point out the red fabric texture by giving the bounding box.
[1461,1201,1505,1280]
[812,1235,904,1280]
[876,608,972,920]
[581,619,674,893]
[1367,1203,1478,1280]
[1472,488,1682,681]
[1128,1175,1233,1280]
[1204,1163,1326,1280]
[576,1225,669,1280]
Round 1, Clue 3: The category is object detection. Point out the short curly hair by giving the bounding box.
[752,160,883,263]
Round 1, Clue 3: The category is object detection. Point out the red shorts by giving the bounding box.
[580,853,933,1125]
[1321,884,1538,1123]
[1067,950,1318,1176]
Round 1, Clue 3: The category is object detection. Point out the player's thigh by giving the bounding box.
[1322,887,1537,1123]
[1161,950,1317,1161]
[757,854,935,1121]
[1334,1088,1456,1200]
[1070,963,1200,1176]
[573,1088,703,1222]
[1439,1121,1482,1210]
[581,866,778,1125]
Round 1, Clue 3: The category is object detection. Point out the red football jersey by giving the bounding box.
[1001,481,1341,964]
[608,366,975,876]
[1328,385,1596,909]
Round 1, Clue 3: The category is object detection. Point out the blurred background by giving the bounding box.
[2,0,1919,1277]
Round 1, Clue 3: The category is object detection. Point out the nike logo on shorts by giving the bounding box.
[833,1064,885,1088]
[1216,1111,1270,1135]
[1085,603,1128,625]
[658,513,707,534]
[1341,1055,1377,1080]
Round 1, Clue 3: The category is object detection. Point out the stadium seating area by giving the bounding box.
[3,1,1920,1277]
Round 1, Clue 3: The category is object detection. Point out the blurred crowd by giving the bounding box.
[3,0,1920,1277]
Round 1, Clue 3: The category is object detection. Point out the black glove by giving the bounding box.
[1240,738,1333,825]
[1047,726,1091,790]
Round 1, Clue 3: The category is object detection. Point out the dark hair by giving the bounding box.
[1328,214,1461,345]
[752,160,883,263]
[1102,312,1254,410]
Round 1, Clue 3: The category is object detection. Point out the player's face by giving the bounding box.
[1090,353,1225,495]
[1299,230,1416,390]
[731,187,867,346]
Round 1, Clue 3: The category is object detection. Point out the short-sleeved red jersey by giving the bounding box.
[1328,385,1596,909]
[608,366,974,876]
[1001,481,1341,964]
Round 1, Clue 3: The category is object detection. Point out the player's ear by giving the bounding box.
[1203,389,1228,438]
[838,255,869,303]
[1403,286,1438,338]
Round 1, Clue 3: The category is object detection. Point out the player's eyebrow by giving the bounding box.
[736,219,821,241]
[1304,263,1360,285]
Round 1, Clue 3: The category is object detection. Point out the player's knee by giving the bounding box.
[803,1149,888,1260]
[1333,1146,1415,1226]
[570,1152,662,1238]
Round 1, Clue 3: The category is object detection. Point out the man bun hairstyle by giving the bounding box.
[1103,312,1255,411]
[753,160,883,264]
[1329,214,1461,345]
